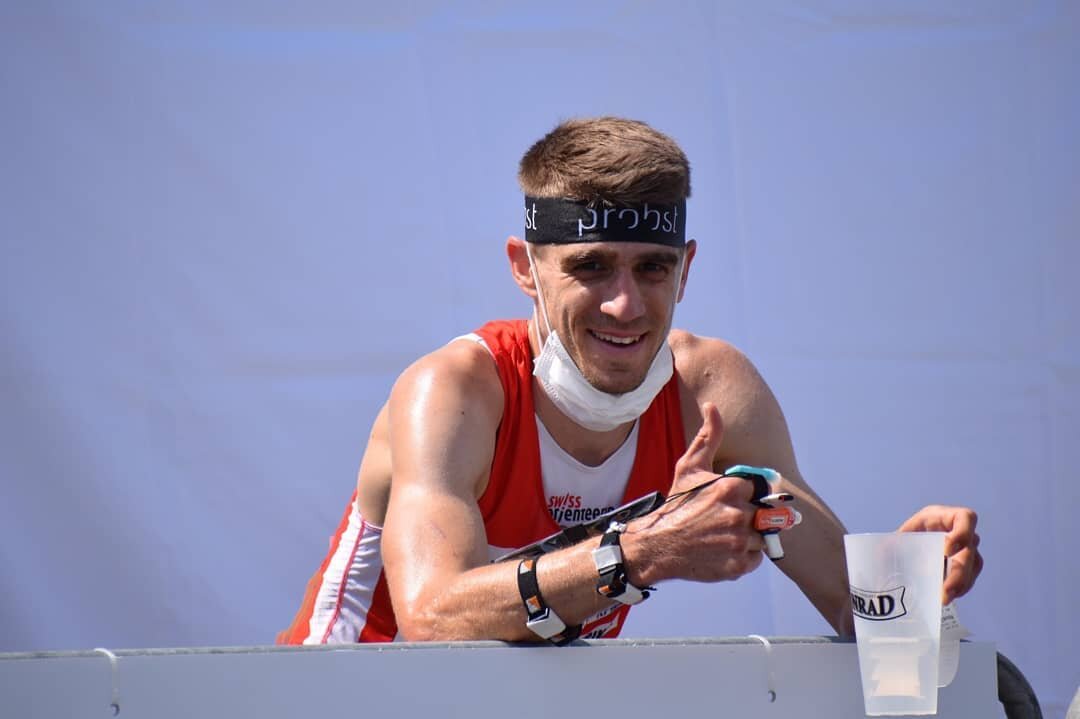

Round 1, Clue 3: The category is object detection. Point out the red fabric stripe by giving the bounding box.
[358,571,398,642]
[623,362,686,501]
[476,320,551,546]
[276,491,358,645]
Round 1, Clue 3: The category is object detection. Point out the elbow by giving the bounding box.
[394,597,463,642]
[394,602,442,642]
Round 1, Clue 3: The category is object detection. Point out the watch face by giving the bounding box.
[593,543,623,573]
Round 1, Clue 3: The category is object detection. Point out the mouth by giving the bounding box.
[588,329,646,347]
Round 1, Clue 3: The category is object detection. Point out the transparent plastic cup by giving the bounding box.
[844,532,946,716]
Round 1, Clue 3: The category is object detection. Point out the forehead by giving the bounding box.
[536,241,682,265]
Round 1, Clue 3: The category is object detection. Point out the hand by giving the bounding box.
[635,403,764,583]
[897,506,983,604]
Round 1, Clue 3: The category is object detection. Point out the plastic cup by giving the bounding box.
[844,532,946,716]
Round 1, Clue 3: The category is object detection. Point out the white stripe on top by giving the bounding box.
[305,496,386,644]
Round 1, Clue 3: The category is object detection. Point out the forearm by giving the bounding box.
[782,526,854,635]
[393,536,618,642]
[775,484,854,635]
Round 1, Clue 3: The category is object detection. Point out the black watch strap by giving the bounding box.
[593,523,652,605]
[516,557,581,645]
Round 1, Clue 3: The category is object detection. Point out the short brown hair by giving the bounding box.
[518,117,691,204]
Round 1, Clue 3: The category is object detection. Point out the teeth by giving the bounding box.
[592,331,640,345]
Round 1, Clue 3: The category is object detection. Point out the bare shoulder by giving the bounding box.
[669,329,766,401]
[391,337,505,422]
[387,336,506,501]
[669,329,786,461]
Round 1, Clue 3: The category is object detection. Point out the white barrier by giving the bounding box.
[0,638,998,718]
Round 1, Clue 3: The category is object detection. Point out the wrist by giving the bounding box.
[517,557,582,645]
[615,521,663,588]
[592,521,653,605]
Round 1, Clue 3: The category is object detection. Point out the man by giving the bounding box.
[279,117,982,645]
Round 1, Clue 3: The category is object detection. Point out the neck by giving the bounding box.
[528,317,636,466]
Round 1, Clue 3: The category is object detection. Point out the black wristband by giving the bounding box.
[516,557,581,646]
[593,523,652,605]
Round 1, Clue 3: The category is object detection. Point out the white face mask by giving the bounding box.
[527,243,683,432]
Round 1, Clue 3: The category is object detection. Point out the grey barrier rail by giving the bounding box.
[0,637,999,718]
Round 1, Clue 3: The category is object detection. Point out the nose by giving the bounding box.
[599,269,646,322]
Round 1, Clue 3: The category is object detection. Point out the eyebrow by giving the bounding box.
[558,247,681,270]
[636,249,681,267]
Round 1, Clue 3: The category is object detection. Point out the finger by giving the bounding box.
[897,506,977,547]
[943,554,975,604]
[897,504,944,533]
[697,475,757,507]
[745,549,765,575]
[942,540,983,604]
[896,513,925,533]
[723,534,765,578]
[678,402,724,473]
[746,535,766,571]
[944,511,978,556]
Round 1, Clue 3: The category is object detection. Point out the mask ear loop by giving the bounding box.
[650,251,686,364]
[525,242,554,344]
[670,250,686,320]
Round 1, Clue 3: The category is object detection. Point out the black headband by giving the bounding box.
[524,196,686,247]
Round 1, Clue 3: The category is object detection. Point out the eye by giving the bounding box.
[637,262,670,280]
[570,260,610,278]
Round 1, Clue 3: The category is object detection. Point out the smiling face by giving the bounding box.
[528,240,695,394]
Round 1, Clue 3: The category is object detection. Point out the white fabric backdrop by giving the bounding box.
[1,1,1076,714]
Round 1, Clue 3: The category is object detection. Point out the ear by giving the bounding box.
[676,239,697,303]
[506,236,538,299]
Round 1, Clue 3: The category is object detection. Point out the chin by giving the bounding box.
[584,369,647,396]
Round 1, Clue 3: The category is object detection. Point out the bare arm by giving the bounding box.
[675,334,854,635]
[381,342,614,641]
[677,334,983,635]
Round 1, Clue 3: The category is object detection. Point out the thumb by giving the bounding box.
[680,402,724,473]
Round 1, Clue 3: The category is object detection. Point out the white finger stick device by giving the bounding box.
[762,533,784,560]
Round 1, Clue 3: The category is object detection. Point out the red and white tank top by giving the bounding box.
[536,416,639,528]
[277,319,686,644]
